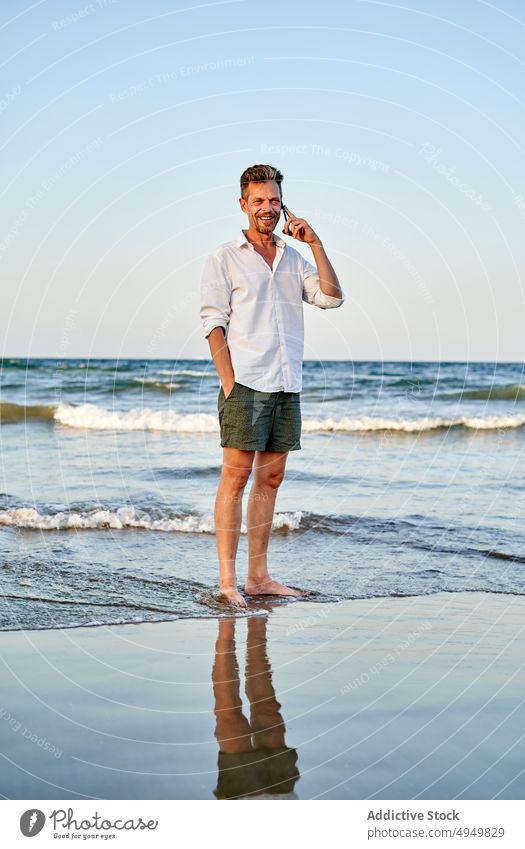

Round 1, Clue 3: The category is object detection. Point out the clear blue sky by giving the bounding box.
[1,0,524,360]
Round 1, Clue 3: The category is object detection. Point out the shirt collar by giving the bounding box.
[236,229,286,249]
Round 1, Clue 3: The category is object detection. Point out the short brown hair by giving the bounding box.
[240,164,283,200]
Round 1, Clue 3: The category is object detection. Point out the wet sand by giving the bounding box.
[0,591,523,800]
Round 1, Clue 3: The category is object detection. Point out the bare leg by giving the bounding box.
[245,450,304,597]
[245,616,287,749]
[212,619,253,752]
[214,447,255,607]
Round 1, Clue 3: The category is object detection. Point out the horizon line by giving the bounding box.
[1,356,524,364]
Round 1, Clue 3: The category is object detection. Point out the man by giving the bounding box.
[200,164,344,607]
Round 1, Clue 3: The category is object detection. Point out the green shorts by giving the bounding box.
[217,382,302,452]
[214,746,300,799]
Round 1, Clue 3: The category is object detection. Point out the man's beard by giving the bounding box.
[252,214,277,234]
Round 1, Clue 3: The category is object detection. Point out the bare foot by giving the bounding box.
[218,587,248,608]
[244,578,305,597]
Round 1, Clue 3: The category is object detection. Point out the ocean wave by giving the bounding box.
[51,405,525,432]
[0,359,50,370]
[440,383,525,401]
[3,401,525,433]
[54,404,219,431]
[0,402,56,423]
[301,414,525,432]
[0,505,303,533]
[4,505,522,567]
[158,369,214,378]
[132,378,183,392]
[93,378,184,393]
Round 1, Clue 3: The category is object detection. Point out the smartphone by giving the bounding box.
[281,202,290,232]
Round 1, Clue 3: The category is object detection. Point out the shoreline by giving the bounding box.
[1,587,525,634]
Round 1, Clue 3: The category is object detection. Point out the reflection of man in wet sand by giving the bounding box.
[212,616,300,799]
[201,164,344,607]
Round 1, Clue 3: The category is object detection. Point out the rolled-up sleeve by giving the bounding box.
[301,256,345,309]
[200,251,232,338]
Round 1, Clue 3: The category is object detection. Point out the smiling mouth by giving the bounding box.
[258,215,275,221]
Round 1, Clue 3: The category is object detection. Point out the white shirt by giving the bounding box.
[200,230,345,392]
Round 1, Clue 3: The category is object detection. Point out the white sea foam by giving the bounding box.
[54,404,219,432]
[0,506,303,533]
[302,414,525,432]
[132,378,183,390]
[158,369,214,378]
[52,403,525,433]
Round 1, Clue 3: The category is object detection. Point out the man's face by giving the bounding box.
[239,181,282,235]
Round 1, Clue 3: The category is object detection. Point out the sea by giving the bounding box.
[1,358,524,631]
